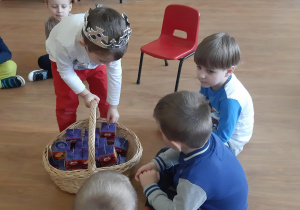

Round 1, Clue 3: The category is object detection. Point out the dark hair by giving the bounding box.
[153,91,212,148]
[82,7,128,60]
[194,33,240,70]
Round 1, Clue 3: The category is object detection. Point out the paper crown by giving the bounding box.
[82,8,132,49]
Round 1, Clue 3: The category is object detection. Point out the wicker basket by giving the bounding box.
[42,100,143,194]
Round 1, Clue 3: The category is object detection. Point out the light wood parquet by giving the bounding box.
[0,0,300,209]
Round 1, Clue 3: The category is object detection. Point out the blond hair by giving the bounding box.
[45,0,72,4]
[73,171,137,210]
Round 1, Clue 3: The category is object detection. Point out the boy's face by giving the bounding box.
[196,65,233,91]
[47,0,72,22]
[86,49,116,65]
[79,39,116,65]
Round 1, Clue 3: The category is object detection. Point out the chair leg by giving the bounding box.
[137,52,144,84]
[120,0,122,3]
[164,60,168,66]
[174,59,184,92]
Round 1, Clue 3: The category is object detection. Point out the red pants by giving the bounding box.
[51,61,109,132]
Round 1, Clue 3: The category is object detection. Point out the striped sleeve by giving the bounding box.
[144,179,207,210]
[152,148,180,171]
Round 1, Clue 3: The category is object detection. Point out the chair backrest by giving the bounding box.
[160,4,200,47]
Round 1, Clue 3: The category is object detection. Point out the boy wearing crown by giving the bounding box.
[46,6,131,131]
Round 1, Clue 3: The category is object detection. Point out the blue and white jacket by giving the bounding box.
[200,74,254,155]
[144,133,248,210]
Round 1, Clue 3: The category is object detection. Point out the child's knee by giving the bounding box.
[0,60,17,77]
[4,60,17,73]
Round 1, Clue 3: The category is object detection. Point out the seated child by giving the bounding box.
[28,0,72,81]
[45,5,132,131]
[135,91,249,210]
[0,36,25,89]
[73,170,137,210]
[194,33,254,155]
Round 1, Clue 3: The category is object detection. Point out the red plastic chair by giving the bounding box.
[136,4,200,92]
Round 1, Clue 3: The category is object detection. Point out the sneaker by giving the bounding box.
[0,75,26,89]
[28,69,48,81]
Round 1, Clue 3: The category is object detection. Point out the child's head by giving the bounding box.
[80,6,131,63]
[194,33,240,90]
[46,0,72,22]
[73,170,137,210]
[153,91,212,149]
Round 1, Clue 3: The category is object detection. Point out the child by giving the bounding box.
[45,5,132,131]
[73,170,137,210]
[135,91,248,210]
[0,36,25,89]
[194,33,254,155]
[28,0,72,81]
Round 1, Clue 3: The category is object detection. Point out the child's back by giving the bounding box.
[149,133,248,210]
[136,91,248,210]
[183,132,248,209]
[46,14,85,64]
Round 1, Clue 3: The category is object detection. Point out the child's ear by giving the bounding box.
[226,66,236,77]
[170,140,183,152]
[79,38,86,47]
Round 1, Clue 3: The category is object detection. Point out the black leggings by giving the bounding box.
[145,147,178,209]
[38,54,53,78]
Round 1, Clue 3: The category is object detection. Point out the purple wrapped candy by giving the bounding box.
[114,137,128,156]
[66,129,82,142]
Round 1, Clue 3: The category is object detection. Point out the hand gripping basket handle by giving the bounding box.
[87,100,98,173]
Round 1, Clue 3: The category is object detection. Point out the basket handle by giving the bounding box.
[87,100,98,173]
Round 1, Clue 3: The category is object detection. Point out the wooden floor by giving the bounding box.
[1,0,300,209]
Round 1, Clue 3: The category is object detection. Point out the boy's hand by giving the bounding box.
[139,170,160,188]
[79,89,100,108]
[135,162,158,182]
[107,105,119,123]
[83,92,100,108]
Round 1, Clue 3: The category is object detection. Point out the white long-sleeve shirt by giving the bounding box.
[46,14,122,106]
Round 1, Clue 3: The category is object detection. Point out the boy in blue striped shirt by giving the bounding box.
[135,91,248,210]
